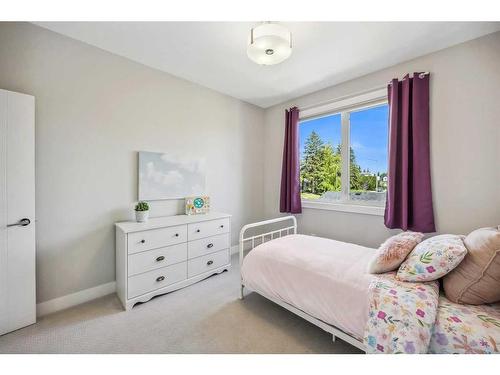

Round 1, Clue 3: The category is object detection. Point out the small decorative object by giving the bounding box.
[185,196,210,215]
[135,201,150,222]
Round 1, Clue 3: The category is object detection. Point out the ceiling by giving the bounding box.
[35,22,500,108]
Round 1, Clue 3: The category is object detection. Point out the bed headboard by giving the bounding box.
[239,216,297,268]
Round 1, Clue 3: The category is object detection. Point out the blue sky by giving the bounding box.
[299,104,389,174]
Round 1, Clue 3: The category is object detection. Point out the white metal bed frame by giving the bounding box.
[238,216,366,352]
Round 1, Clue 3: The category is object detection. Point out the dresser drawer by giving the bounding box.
[187,218,229,241]
[128,262,187,299]
[187,249,229,278]
[128,243,187,276]
[188,233,229,259]
[127,225,187,254]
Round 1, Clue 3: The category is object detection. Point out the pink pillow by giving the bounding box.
[367,232,424,274]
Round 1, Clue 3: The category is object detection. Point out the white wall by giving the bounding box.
[0,22,265,303]
[264,31,500,247]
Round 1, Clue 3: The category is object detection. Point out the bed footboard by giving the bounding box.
[238,216,297,299]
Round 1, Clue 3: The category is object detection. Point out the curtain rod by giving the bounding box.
[388,71,430,85]
[296,72,430,111]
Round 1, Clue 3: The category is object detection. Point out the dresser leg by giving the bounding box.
[125,301,134,311]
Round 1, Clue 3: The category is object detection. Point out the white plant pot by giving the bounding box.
[135,210,149,223]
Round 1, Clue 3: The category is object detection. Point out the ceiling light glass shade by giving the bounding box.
[247,23,292,65]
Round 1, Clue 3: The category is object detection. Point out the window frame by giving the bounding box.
[299,88,388,216]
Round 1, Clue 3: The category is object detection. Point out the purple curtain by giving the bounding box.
[280,107,302,214]
[384,73,435,233]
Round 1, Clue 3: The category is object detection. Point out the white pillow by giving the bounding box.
[397,234,467,282]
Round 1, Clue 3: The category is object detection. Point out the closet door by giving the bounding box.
[0,89,36,335]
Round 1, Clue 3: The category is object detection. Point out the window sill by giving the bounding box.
[301,200,385,216]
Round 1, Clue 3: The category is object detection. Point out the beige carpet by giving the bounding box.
[0,254,362,354]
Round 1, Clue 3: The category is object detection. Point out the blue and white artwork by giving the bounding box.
[138,151,206,200]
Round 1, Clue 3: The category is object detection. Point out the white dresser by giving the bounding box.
[115,212,231,310]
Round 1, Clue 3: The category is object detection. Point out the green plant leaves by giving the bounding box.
[419,251,433,264]
[135,201,149,211]
[477,315,500,328]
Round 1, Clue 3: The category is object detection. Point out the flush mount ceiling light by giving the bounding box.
[247,22,292,65]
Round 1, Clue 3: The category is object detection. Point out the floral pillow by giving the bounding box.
[367,231,424,274]
[397,234,467,282]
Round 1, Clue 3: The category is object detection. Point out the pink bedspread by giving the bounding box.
[241,234,376,339]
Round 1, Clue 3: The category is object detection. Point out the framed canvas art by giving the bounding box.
[138,151,206,200]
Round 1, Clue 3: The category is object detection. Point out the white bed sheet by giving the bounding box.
[241,234,376,339]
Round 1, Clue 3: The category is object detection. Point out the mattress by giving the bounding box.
[241,234,376,339]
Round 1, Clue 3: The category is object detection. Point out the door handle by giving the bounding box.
[7,218,31,227]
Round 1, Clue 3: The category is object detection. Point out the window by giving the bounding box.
[299,89,389,214]
[300,113,342,200]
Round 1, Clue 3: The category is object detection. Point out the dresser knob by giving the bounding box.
[140,239,145,244]
[196,229,201,233]
[156,276,165,282]
[207,260,213,266]
[156,256,165,262]
[220,225,224,228]
[175,233,179,237]
[207,243,214,248]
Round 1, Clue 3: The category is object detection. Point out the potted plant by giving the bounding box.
[135,201,150,222]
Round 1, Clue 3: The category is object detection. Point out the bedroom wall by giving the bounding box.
[263,31,500,247]
[0,22,265,303]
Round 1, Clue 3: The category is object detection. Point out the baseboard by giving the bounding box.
[36,281,116,317]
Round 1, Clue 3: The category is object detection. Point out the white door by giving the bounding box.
[0,89,36,335]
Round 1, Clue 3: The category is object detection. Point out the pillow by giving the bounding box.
[397,234,467,282]
[367,231,424,274]
[443,226,500,305]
